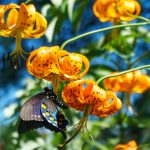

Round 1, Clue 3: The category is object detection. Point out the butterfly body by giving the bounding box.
[18,87,68,138]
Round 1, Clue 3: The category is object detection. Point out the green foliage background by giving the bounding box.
[0,0,150,150]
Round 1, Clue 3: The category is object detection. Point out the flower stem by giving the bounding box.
[25,0,33,4]
[61,21,150,49]
[125,92,134,114]
[96,64,150,85]
[57,105,91,149]
[51,74,60,94]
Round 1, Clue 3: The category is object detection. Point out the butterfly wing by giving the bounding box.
[41,99,68,138]
[57,112,69,131]
[18,119,44,134]
[20,93,47,121]
[41,99,58,127]
[19,88,68,138]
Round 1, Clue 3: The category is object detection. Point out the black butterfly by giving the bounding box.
[18,87,69,138]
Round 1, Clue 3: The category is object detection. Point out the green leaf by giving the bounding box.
[45,17,58,42]
[72,1,88,32]
[67,0,76,21]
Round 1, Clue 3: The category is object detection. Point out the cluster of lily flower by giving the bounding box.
[0,1,149,149]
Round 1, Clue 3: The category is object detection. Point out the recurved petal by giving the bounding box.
[92,91,122,117]
[23,12,47,38]
[15,3,36,30]
[93,0,110,22]
[82,81,106,104]
[117,0,141,21]
[114,140,137,150]
[93,0,117,22]
[104,74,123,92]
[26,46,60,79]
[62,80,107,110]
[0,29,13,37]
[0,3,18,30]
[59,53,82,76]
[62,81,85,111]
[132,74,150,93]
[7,8,18,29]
[60,54,89,81]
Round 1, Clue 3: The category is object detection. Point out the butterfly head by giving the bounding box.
[44,87,57,101]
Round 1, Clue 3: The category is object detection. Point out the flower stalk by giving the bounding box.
[96,64,150,85]
[51,74,60,94]
[125,92,134,114]
[61,21,150,49]
[57,105,91,149]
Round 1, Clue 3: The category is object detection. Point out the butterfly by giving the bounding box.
[18,87,69,138]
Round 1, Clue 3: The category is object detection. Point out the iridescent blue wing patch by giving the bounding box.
[41,99,68,138]
[41,99,58,127]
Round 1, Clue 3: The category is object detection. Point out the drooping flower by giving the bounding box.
[0,3,47,67]
[93,0,141,22]
[114,140,138,150]
[57,79,122,148]
[26,46,89,92]
[104,71,150,93]
[62,79,122,117]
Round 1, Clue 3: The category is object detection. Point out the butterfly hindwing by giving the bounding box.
[57,112,69,131]
[41,99,68,138]
[18,119,44,134]
[41,99,58,128]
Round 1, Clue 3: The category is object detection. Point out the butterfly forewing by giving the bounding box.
[20,93,47,121]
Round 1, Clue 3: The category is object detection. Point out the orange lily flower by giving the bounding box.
[62,80,122,117]
[114,140,138,150]
[117,0,141,21]
[93,0,117,22]
[93,0,141,22]
[26,46,89,92]
[104,71,150,93]
[0,3,47,67]
[58,79,122,148]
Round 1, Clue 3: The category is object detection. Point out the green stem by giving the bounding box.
[125,92,134,114]
[57,105,91,149]
[96,64,150,85]
[25,0,33,4]
[61,21,150,49]
[118,8,150,23]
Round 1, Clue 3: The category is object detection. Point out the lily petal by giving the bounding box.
[23,12,47,38]
[7,8,18,29]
